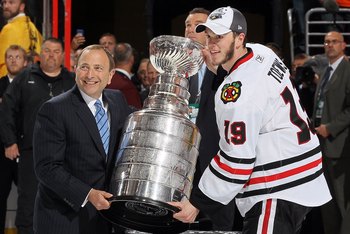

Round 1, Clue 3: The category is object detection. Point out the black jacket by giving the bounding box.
[0,63,75,150]
[0,76,10,155]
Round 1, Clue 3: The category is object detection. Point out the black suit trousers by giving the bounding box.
[16,149,38,234]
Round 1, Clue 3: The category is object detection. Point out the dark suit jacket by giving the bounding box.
[195,69,220,173]
[107,70,142,109]
[191,69,235,230]
[33,85,132,234]
[0,75,17,233]
[312,58,350,159]
[312,57,350,234]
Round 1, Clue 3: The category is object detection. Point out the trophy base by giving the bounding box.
[100,196,189,233]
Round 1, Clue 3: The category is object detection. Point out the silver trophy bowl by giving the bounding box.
[101,35,203,233]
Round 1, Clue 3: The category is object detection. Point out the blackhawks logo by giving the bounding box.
[221,81,242,104]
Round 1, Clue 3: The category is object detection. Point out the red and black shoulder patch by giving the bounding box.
[220,81,242,104]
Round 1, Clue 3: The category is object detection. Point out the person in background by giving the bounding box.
[146,60,158,87]
[292,0,320,54]
[291,53,310,78]
[106,42,142,109]
[33,44,132,234]
[185,7,236,231]
[99,33,117,55]
[0,44,27,234]
[0,0,42,77]
[70,31,86,71]
[312,30,350,234]
[134,58,149,104]
[291,53,315,117]
[0,38,75,234]
[139,59,156,104]
[171,6,331,233]
[137,58,149,92]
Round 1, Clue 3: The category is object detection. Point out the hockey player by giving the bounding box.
[170,6,331,233]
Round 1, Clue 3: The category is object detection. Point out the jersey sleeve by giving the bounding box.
[197,87,264,205]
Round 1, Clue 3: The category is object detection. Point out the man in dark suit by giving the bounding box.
[0,38,75,234]
[312,31,350,234]
[33,45,132,234]
[185,7,236,231]
[0,44,27,234]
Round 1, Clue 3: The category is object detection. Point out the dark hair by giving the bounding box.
[99,33,117,42]
[233,32,248,47]
[114,43,133,66]
[42,37,64,51]
[294,53,309,61]
[76,44,115,71]
[265,42,283,59]
[189,7,210,16]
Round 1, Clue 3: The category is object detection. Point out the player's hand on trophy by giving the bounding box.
[168,200,200,223]
[202,47,218,75]
[88,188,113,210]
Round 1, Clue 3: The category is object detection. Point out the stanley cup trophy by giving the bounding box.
[100,35,204,233]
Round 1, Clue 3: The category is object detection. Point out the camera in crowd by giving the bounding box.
[294,65,315,86]
[294,54,328,86]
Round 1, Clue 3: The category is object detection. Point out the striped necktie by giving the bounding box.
[94,100,109,155]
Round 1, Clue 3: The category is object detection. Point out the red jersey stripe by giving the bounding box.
[214,155,253,175]
[246,157,322,186]
[262,199,272,234]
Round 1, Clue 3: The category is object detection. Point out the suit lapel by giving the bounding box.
[324,58,346,93]
[199,69,214,107]
[71,86,106,159]
[104,92,121,164]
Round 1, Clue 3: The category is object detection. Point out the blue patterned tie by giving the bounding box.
[94,100,109,155]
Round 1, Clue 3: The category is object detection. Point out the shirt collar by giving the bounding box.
[114,68,131,79]
[329,55,344,71]
[8,13,25,23]
[78,89,103,110]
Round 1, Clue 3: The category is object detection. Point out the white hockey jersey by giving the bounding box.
[198,43,331,216]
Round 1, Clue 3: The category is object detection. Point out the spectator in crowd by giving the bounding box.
[33,44,132,234]
[70,32,86,71]
[171,6,331,233]
[139,59,156,104]
[0,0,42,77]
[99,33,117,54]
[146,60,158,87]
[291,53,310,78]
[0,44,27,234]
[292,0,320,53]
[130,59,143,93]
[312,30,350,234]
[291,53,315,117]
[106,43,142,109]
[0,38,75,234]
[137,58,149,92]
[134,58,149,104]
[185,7,235,231]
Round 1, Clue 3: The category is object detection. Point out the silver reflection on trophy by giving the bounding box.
[101,35,204,233]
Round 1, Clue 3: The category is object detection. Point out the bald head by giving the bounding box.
[324,31,346,64]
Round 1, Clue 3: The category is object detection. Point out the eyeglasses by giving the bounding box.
[324,40,343,46]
